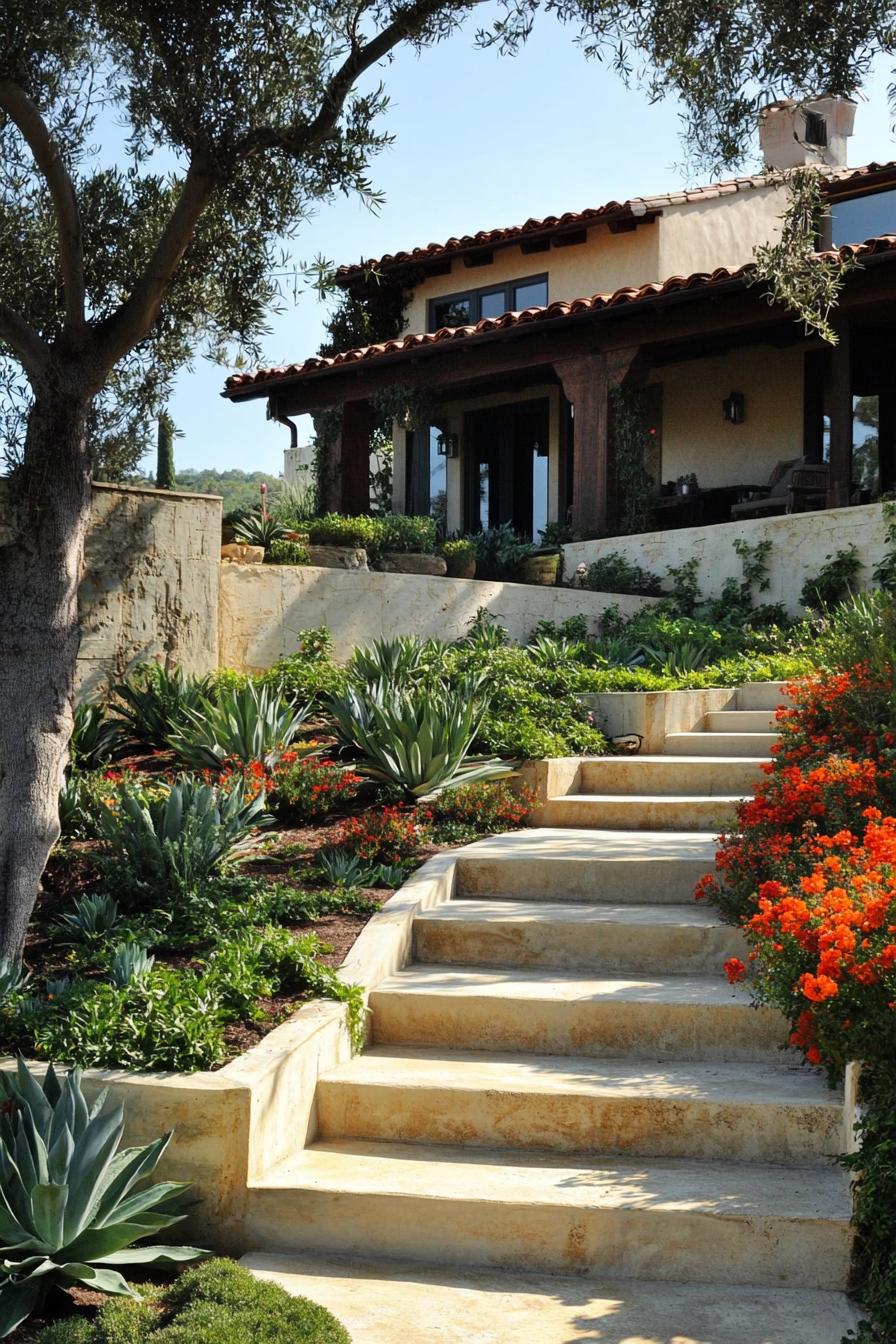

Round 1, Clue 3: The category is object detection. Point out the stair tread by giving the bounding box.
[242,1252,862,1344]
[460,827,720,858]
[550,793,749,804]
[320,1046,842,1109]
[416,900,725,928]
[373,964,762,1007]
[589,754,770,765]
[665,732,778,741]
[256,1138,852,1222]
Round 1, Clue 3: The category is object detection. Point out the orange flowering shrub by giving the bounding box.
[741,812,896,1079]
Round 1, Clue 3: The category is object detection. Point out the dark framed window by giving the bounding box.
[429,274,548,331]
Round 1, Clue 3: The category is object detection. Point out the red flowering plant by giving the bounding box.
[270,755,363,822]
[332,805,429,864]
[426,781,535,845]
[737,812,896,1082]
[698,668,896,925]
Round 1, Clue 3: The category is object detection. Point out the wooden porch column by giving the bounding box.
[554,353,609,536]
[336,399,375,515]
[828,322,853,508]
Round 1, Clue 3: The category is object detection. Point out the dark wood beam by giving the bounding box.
[828,319,852,508]
[555,353,610,535]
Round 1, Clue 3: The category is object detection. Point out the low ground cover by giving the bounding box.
[699,593,896,1342]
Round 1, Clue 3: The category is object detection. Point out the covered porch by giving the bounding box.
[223,237,896,541]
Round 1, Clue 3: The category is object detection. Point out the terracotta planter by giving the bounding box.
[220,543,264,565]
[519,551,560,586]
[444,553,477,580]
[379,551,447,577]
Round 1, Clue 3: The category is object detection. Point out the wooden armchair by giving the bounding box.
[730,459,830,520]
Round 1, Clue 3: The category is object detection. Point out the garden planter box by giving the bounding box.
[306,544,369,571]
[379,551,447,577]
[444,554,476,580]
[519,552,560,586]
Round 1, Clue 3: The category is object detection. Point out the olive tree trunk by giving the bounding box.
[0,385,92,962]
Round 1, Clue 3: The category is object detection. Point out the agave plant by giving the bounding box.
[111,664,216,752]
[233,509,287,549]
[328,682,513,801]
[56,893,121,943]
[0,960,29,1007]
[641,638,716,676]
[70,701,123,770]
[315,848,380,888]
[109,943,155,988]
[350,636,442,687]
[167,682,312,771]
[96,776,268,902]
[526,633,588,666]
[0,1059,206,1336]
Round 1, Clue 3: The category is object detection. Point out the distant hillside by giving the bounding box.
[128,468,286,516]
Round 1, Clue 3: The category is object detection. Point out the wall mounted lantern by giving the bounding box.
[723,392,746,424]
[436,431,460,458]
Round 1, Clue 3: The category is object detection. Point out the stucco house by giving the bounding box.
[224,97,896,542]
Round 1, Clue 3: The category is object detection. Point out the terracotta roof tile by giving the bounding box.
[333,160,896,283]
[223,235,896,398]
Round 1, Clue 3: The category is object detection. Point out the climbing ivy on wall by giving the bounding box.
[609,386,656,536]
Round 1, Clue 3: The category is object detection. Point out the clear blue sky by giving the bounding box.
[159,8,896,478]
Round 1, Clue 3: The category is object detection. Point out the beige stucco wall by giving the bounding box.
[77,483,222,695]
[563,502,889,617]
[219,564,651,669]
[404,180,784,335]
[649,343,806,489]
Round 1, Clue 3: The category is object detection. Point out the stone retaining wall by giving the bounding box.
[563,502,889,618]
[218,563,653,669]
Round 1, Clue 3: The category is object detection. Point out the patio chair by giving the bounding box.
[729,458,829,520]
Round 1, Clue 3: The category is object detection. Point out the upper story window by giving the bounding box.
[830,186,896,247]
[429,274,548,331]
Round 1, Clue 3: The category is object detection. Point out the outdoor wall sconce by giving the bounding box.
[436,431,459,458]
[723,392,745,424]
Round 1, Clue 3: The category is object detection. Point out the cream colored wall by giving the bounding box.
[219,564,652,669]
[563,503,889,618]
[649,344,805,490]
[656,187,784,277]
[403,181,786,336]
[404,220,660,332]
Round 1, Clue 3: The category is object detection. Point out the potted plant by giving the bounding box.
[441,538,477,579]
[471,524,534,582]
[305,514,376,569]
[676,472,699,497]
[519,549,561,586]
[377,515,446,576]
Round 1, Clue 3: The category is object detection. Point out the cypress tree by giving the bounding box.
[156,413,176,490]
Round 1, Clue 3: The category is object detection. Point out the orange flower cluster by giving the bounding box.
[742,813,896,1073]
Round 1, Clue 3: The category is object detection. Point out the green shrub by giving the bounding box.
[378,513,437,554]
[265,538,310,566]
[38,1322,97,1344]
[582,553,663,595]
[272,757,363,822]
[167,682,312,770]
[798,543,864,610]
[96,776,268,907]
[92,1295,158,1343]
[0,1060,205,1337]
[306,513,380,551]
[441,538,475,564]
[468,523,533,580]
[427,780,533,844]
[262,631,348,709]
[111,665,216,752]
[161,1260,351,1344]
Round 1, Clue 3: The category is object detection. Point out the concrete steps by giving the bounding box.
[540,792,745,830]
[456,828,717,903]
[247,1139,853,1289]
[316,1047,844,1165]
[244,681,856,1339]
[413,898,745,973]
[244,1253,863,1344]
[369,964,787,1063]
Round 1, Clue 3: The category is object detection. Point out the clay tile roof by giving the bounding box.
[222,234,896,399]
[332,160,896,283]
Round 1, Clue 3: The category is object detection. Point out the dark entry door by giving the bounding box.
[463,398,549,539]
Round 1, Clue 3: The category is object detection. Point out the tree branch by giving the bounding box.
[0,79,86,338]
[92,160,215,372]
[238,0,483,158]
[0,304,48,382]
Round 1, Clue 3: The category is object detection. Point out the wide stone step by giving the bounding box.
[578,755,766,796]
[244,1252,863,1344]
[316,1047,844,1165]
[369,965,787,1063]
[663,730,779,758]
[540,794,744,831]
[705,709,779,732]
[738,681,794,711]
[412,899,744,973]
[246,1140,853,1289]
[456,829,718,904]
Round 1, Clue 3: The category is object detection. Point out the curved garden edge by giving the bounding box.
[0,847,459,1254]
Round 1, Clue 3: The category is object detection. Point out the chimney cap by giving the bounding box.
[758,95,857,171]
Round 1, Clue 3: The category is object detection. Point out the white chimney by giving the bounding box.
[758,96,856,171]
